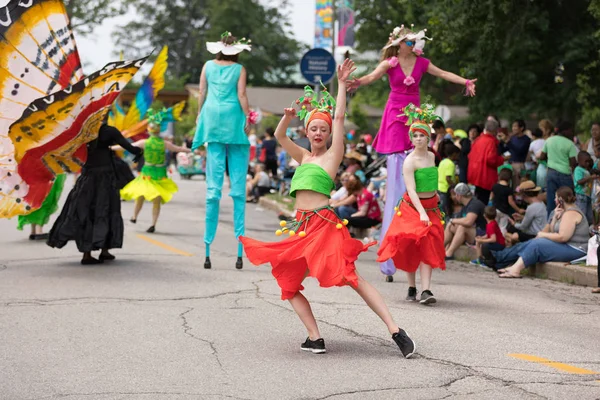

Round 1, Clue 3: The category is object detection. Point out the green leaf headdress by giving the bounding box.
[293,82,337,127]
[147,108,168,126]
[399,103,443,141]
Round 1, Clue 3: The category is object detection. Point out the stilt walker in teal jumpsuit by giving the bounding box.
[193,32,252,269]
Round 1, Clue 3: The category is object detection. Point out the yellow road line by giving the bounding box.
[137,234,193,257]
[509,354,599,375]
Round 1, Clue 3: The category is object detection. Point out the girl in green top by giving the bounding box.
[378,104,446,305]
[116,110,191,233]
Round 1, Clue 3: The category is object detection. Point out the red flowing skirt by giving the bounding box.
[377,193,446,272]
[240,208,376,300]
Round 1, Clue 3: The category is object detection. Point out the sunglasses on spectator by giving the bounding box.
[404,40,415,47]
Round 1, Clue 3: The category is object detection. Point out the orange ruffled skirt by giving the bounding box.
[240,208,376,300]
[377,193,446,273]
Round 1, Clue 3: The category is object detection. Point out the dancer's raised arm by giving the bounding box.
[331,58,356,165]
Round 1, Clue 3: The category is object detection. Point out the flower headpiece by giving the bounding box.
[384,24,432,56]
[293,82,337,127]
[147,108,168,126]
[400,103,443,141]
[206,31,252,55]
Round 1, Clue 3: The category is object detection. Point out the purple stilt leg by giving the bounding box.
[379,152,408,276]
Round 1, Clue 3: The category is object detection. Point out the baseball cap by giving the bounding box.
[454,183,472,197]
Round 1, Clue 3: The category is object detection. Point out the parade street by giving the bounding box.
[1,178,599,400]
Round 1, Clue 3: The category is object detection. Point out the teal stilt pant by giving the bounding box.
[205,143,250,257]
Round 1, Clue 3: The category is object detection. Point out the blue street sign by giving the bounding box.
[300,48,336,84]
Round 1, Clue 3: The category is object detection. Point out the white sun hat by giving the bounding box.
[206,31,252,55]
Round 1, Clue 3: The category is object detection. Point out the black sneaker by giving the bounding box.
[406,286,417,302]
[301,337,326,354]
[392,329,416,358]
[419,290,437,305]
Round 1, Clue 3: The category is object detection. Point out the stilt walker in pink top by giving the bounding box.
[348,25,477,281]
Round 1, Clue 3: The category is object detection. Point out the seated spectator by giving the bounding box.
[471,206,505,265]
[438,144,459,216]
[491,168,525,233]
[483,186,589,276]
[344,178,382,229]
[505,181,546,244]
[444,183,487,259]
[246,164,271,203]
[332,174,358,218]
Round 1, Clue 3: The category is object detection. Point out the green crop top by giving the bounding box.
[290,164,335,198]
[415,166,438,192]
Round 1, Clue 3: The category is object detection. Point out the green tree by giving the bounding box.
[113,0,304,86]
[64,0,127,35]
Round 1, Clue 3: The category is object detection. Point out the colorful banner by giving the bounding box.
[315,0,333,50]
[337,0,355,48]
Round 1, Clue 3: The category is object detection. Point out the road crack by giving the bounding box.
[179,307,225,373]
[1,289,255,307]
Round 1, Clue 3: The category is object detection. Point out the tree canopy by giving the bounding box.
[113,0,304,86]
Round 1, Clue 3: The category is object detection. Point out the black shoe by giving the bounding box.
[33,233,49,241]
[146,226,155,233]
[99,253,116,261]
[235,257,243,270]
[130,218,136,224]
[406,286,417,302]
[386,275,394,283]
[81,257,104,265]
[419,290,437,305]
[28,234,35,241]
[392,329,416,359]
[204,257,212,269]
[301,337,326,354]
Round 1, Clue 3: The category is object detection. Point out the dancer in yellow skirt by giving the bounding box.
[115,109,191,232]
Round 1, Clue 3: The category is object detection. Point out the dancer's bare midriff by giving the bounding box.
[294,190,330,211]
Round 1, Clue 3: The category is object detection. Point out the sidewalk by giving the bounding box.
[454,246,598,288]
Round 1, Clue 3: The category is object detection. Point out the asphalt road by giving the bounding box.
[1,176,599,400]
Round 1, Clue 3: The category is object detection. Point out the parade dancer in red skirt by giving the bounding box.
[377,104,446,305]
[240,59,416,358]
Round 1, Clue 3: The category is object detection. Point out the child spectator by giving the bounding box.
[438,144,460,216]
[345,178,382,229]
[573,151,597,224]
[471,206,506,266]
[491,168,524,233]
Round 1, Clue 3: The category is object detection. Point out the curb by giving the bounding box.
[258,197,294,218]
[452,245,598,288]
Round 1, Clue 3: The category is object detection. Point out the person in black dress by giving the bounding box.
[47,124,143,265]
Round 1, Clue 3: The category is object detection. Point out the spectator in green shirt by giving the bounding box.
[539,121,577,216]
[438,144,459,217]
[573,151,597,224]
